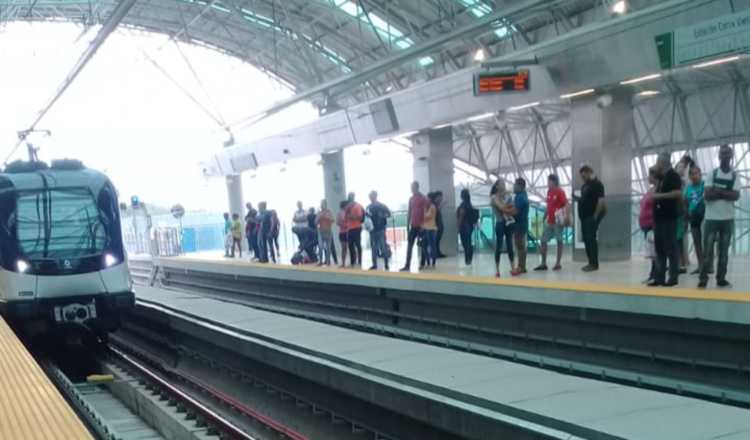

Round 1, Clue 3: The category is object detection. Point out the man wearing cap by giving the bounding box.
[578,165,606,272]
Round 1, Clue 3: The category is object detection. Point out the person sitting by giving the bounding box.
[291,225,319,265]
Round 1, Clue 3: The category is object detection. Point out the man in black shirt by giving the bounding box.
[578,165,606,272]
[650,152,683,286]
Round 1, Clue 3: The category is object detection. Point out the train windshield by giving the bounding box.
[15,187,109,259]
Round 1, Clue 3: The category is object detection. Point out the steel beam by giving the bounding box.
[6,0,136,163]
[229,0,557,128]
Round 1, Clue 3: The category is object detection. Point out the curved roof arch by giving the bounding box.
[2,0,620,107]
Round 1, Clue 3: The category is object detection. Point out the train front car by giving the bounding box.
[0,160,134,337]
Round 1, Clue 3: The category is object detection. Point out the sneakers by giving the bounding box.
[495,271,501,278]
[647,280,664,287]
[399,266,410,272]
[368,266,377,271]
[533,264,548,271]
[511,268,526,276]
[553,264,562,271]
[697,280,707,289]
[581,265,598,272]
[664,279,679,287]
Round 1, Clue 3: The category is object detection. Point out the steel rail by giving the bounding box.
[109,346,258,440]
[109,345,309,440]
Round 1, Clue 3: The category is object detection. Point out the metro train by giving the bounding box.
[0,158,134,337]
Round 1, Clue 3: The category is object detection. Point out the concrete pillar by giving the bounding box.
[412,126,458,256]
[322,150,347,218]
[571,90,633,262]
[226,174,244,217]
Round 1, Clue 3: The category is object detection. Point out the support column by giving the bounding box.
[412,126,458,256]
[571,90,633,262]
[226,174,244,217]
[322,150,347,218]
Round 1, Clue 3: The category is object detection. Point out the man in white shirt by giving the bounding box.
[699,145,740,288]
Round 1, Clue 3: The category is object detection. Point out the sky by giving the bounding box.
[0,22,474,219]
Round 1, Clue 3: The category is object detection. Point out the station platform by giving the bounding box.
[183,248,750,293]
[150,252,750,324]
[0,316,92,440]
[135,285,750,440]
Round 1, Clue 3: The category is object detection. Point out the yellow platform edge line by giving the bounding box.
[0,317,93,440]
[164,256,750,304]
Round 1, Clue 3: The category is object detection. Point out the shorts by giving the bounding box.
[339,232,348,242]
[540,223,564,244]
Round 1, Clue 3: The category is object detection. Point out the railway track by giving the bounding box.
[34,325,426,440]
[36,336,309,440]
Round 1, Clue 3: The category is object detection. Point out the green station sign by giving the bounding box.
[656,10,750,69]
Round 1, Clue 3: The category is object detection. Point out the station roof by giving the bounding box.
[6,0,609,106]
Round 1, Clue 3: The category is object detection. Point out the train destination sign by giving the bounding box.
[473,70,530,96]
[655,10,750,69]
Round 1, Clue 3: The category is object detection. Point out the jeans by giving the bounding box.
[700,219,734,283]
[436,222,444,256]
[319,230,333,265]
[230,237,242,257]
[224,233,232,256]
[494,221,514,265]
[459,225,474,264]
[258,230,275,263]
[422,229,437,266]
[654,219,679,283]
[580,216,599,268]
[247,229,259,258]
[403,226,423,269]
[370,229,389,268]
[347,227,362,266]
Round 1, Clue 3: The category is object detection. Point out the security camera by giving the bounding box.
[596,94,613,109]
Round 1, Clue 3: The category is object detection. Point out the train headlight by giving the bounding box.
[16,260,29,273]
[104,253,118,268]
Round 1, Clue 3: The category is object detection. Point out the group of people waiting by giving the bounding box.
[222,144,738,288]
[638,145,739,288]
[482,174,563,278]
[223,203,280,262]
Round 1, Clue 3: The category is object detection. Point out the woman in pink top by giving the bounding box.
[640,166,658,283]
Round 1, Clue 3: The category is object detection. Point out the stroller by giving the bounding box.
[291,226,319,265]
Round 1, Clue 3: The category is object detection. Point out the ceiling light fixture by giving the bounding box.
[466,112,496,122]
[560,88,596,99]
[508,102,540,112]
[612,0,627,14]
[637,90,661,97]
[692,55,741,69]
[620,73,661,85]
[474,48,486,62]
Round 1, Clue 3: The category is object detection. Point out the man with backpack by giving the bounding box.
[699,145,739,288]
[366,191,392,270]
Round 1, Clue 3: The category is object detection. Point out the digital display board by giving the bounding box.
[473,70,530,95]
